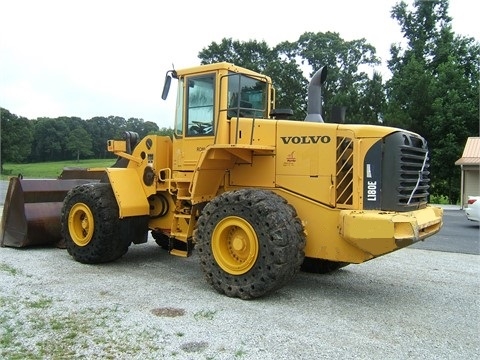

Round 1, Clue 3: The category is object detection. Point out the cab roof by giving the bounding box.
[174,62,272,83]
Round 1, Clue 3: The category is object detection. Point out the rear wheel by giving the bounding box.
[195,189,305,299]
[61,183,134,264]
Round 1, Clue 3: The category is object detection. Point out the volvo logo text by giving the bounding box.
[280,135,331,144]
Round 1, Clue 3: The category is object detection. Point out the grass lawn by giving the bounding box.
[1,159,116,179]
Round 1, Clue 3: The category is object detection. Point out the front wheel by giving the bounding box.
[195,189,305,299]
[61,183,135,264]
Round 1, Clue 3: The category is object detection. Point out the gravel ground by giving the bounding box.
[1,237,479,360]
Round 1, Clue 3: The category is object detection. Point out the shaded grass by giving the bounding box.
[1,159,115,180]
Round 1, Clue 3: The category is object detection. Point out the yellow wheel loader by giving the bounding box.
[0,62,443,299]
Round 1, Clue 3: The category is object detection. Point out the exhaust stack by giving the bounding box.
[305,66,327,122]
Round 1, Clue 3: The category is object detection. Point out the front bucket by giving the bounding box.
[0,176,100,248]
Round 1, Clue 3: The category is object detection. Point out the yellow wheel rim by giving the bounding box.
[68,203,94,247]
[211,216,258,275]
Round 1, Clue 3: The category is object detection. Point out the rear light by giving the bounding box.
[467,198,477,205]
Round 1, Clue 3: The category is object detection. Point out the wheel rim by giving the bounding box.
[211,216,258,275]
[68,203,94,247]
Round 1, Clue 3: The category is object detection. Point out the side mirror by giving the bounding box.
[161,69,177,100]
[161,74,172,100]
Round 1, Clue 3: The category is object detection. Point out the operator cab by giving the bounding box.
[160,62,288,170]
[162,63,276,140]
[176,72,269,138]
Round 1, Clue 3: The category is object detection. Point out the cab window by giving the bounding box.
[186,74,215,136]
[227,73,267,118]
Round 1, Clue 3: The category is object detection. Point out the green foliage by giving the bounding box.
[288,31,382,123]
[1,111,164,164]
[385,0,479,203]
[199,34,384,123]
[199,38,278,73]
[0,108,33,169]
[153,127,174,138]
[66,127,94,162]
[198,38,308,119]
[429,194,451,205]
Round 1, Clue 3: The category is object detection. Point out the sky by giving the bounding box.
[0,0,478,129]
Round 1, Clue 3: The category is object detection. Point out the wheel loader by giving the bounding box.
[0,62,443,299]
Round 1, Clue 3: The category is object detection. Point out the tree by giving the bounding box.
[0,109,164,163]
[199,34,383,122]
[283,31,381,123]
[198,38,307,119]
[29,118,71,162]
[357,71,386,124]
[155,127,174,138]
[199,38,278,73]
[66,127,93,162]
[0,108,33,171]
[126,117,159,138]
[426,39,479,201]
[86,116,121,159]
[385,0,480,202]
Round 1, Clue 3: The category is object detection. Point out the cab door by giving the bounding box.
[173,73,216,171]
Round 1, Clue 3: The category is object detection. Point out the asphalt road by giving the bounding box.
[411,208,479,255]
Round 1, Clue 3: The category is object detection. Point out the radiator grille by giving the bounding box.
[398,142,430,207]
[382,132,430,211]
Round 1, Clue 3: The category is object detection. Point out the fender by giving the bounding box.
[189,144,275,204]
[106,168,150,218]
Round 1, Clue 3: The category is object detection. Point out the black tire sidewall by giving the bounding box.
[61,183,126,263]
[196,188,305,299]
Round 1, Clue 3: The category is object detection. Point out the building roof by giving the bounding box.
[455,137,480,165]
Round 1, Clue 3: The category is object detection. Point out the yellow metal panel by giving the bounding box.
[190,145,275,203]
[229,118,276,146]
[337,123,397,138]
[273,190,442,264]
[339,206,443,256]
[272,189,370,264]
[276,175,333,205]
[173,136,213,171]
[107,140,126,152]
[106,168,150,218]
[175,62,272,83]
[230,155,276,187]
[276,121,338,206]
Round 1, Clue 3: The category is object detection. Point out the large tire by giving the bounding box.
[195,189,305,299]
[61,183,134,264]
